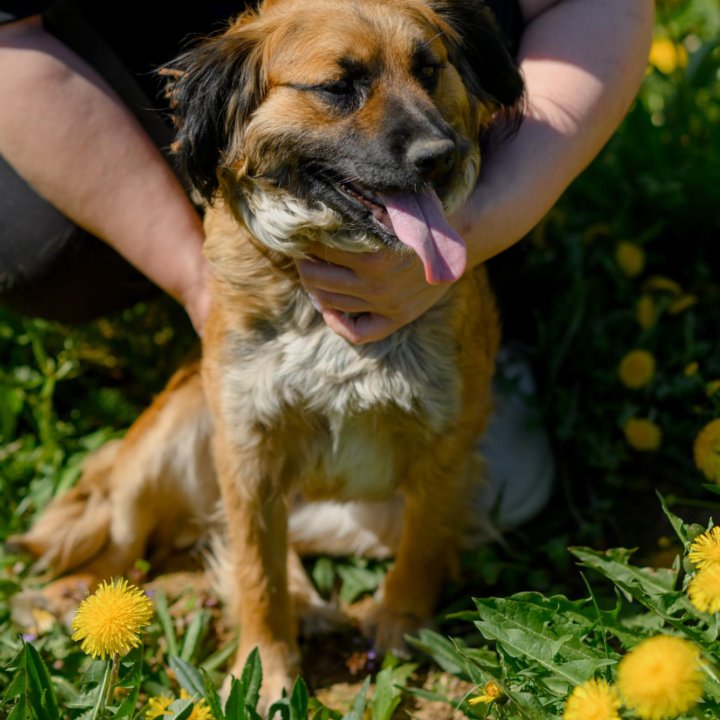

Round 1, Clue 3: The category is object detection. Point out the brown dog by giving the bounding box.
[11,0,523,702]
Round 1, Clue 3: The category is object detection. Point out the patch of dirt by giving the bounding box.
[146,572,475,718]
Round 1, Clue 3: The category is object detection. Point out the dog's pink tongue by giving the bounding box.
[379,190,466,284]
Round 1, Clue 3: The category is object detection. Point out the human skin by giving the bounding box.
[295,0,656,343]
[0,16,209,332]
[0,1,655,339]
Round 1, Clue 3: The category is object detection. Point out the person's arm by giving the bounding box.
[296,0,655,344]
[0,16,210,331]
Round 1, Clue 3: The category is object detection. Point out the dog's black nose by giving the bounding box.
[406,137,456,180]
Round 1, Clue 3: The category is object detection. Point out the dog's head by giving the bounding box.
[166,0,524,283]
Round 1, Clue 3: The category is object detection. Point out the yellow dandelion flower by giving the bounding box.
[694,418,720,483]
[180,690,213,720]
[670,292,696,314]
[618,349,656,389]
[624,418,662,452]
[71,578,153,659]
[668,294,697,315]
[648,37,689,75]
[636,295,660,329]
[617,635,704,719]
[688,526,720,570]
[688,564,720,614]
[146,695,173,719]
[145,690,212,720]
[615,242,645,278]
[468,680,504,705]
[706,380,720,397]
[643,275,682,296]
[684,362,699,377]
[563,679,620,720]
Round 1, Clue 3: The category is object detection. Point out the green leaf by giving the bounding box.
[201,667,226,720]
[337,563,383,604]
[341,676,371,720]
[21,642,60,720]
[0,578,23,599]
[657,491,695,547]
[3,668,27,720]
[224,648,263,720]
[268,695,290,720]
[167,698,194,720]
[310,557,336,599]
[406,629,469,677]
[288,677,309,720]
[308,697,342,720]
[0,381,25,440]
[114,647,144,720]
[169,655,205,698]
[570,546,677,600]
[472,595,614,688]
[369,667,402,720]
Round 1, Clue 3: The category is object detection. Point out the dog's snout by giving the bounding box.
[406,137,456,180]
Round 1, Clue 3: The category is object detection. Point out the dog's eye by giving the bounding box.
[416,62,443,89]
[321,78,354,95]
[314,75,366,112]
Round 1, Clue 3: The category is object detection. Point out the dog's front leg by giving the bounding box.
[369,465,466,656]
[212,427,300,706]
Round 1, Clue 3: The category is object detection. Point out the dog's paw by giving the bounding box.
[361,605,430,659]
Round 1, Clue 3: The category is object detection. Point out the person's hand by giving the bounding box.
[296,242,452,344]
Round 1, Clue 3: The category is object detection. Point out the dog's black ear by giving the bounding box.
[162,15,266,202]
[432,0,525,113]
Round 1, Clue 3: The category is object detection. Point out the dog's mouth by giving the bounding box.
[335,180,467,285]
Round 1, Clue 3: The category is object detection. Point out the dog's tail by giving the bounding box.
[6,438,120,575]
[7,357,217,579]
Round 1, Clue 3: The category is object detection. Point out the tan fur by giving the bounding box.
[10,0,523,705]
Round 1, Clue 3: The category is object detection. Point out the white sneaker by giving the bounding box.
[478,347,555,529]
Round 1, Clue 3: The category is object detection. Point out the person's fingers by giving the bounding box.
[309,289,372,314]
[296,258,359,291]
[322,309,399,345]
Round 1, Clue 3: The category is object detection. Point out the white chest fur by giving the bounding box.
[219,293,462,499]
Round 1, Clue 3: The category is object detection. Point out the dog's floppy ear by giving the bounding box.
[432,0,524,113]
[162,14,266,202]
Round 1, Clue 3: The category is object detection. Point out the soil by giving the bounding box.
[145,571,476,719]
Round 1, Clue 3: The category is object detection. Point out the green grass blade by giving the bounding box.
[180,610,211,663]
[155,590,179,658]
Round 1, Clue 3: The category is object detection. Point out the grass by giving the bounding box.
[2,1,720,717]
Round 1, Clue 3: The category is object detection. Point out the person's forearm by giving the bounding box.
[453,0,655,266]
[0,17,207,317]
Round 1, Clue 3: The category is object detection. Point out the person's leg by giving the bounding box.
[478,243,555,529]
[478,346,555,529]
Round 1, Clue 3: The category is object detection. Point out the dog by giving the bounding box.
[10,0,524,703]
